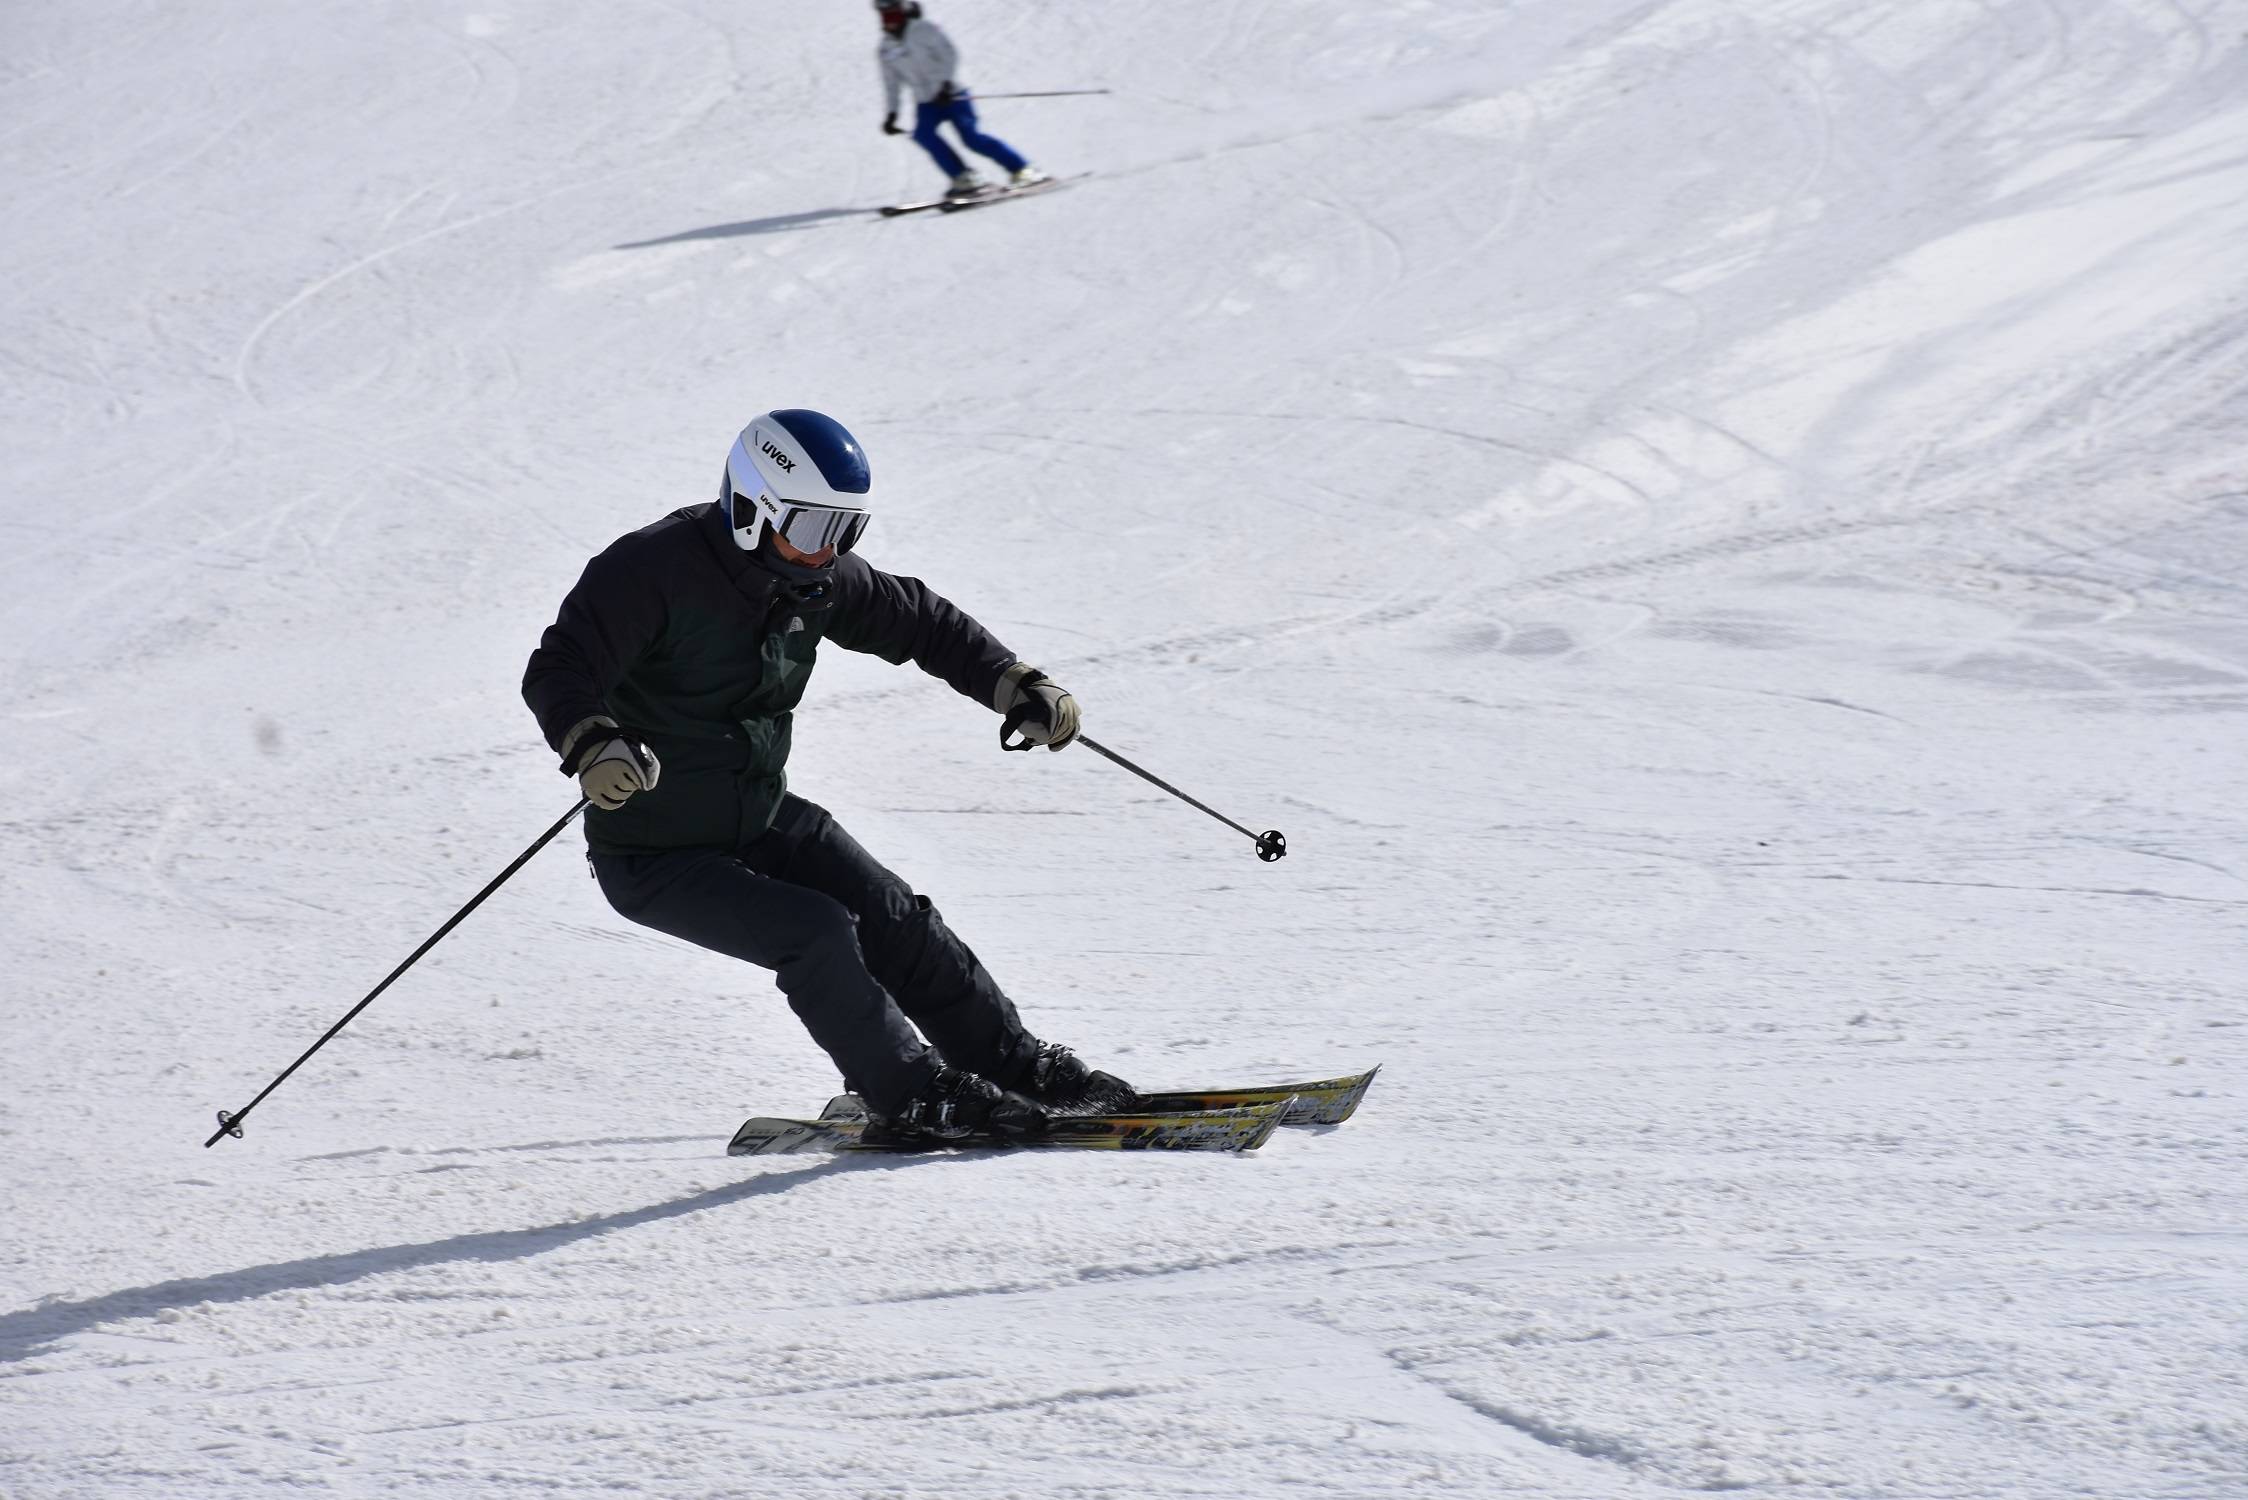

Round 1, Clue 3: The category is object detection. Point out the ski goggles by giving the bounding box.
[734,485,871,556]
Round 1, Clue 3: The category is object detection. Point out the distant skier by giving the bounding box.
[523,409,1133,1144]
[876,0,1045,200]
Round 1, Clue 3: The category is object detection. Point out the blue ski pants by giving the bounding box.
[589,794,1035,1114]
[912,94,1027,178]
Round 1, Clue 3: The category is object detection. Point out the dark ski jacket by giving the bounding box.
[523,502,1016,855]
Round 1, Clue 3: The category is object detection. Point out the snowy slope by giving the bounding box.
[5,0,2247,1495]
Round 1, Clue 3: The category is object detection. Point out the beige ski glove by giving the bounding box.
[560,716,662,810]
[994,662,1081,752]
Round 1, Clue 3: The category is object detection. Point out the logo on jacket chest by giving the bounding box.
[759,440,796,472]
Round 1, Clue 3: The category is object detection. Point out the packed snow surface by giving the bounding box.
[5,1,2246,1495]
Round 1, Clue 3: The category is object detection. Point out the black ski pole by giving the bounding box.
[1077,734,1287,862]
[975,88,1112,100]
[205,797,591,1147]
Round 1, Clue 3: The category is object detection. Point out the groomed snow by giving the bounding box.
[4,2,2245,1495]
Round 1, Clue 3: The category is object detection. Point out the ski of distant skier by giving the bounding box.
[880,173,1088,219]
[725,1066,1378,1155]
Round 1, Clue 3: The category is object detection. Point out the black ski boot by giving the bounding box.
[1010,1041,1138,1115]
[862,1065,1048,1145]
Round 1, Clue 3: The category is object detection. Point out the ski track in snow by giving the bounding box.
[5,0,2248,1495]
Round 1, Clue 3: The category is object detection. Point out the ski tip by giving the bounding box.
[1269,1065,1379,1126]
[1195,1098,1285,1152]
[1241,1098,1287,1151]
[1323,1064,1380,1123]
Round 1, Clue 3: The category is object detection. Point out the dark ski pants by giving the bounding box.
[589,795,1032,1113]
[912,95,1027,179]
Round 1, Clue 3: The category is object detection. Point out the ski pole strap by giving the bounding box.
[1000,702,1045,752]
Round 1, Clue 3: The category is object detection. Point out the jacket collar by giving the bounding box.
[693,501,837,626]
[694,502,776,605]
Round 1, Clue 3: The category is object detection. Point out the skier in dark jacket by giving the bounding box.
[523,408,1132,1142]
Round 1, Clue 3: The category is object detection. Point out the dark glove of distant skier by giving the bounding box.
[881,111,903,135]
[561,716,661,810]
[934,81,958,105]
[994,662,1080,751]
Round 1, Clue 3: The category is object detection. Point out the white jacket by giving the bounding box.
[879,18,959,113]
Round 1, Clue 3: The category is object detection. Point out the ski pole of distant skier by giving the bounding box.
[974,88,1110,100]
[1077,734,1288,862]
[204,798,591,1147]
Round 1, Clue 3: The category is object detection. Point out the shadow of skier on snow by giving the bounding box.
[0,1151,946,1366]
[615,208,869,247]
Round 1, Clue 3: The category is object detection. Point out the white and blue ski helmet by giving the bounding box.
[722,409,873,557]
